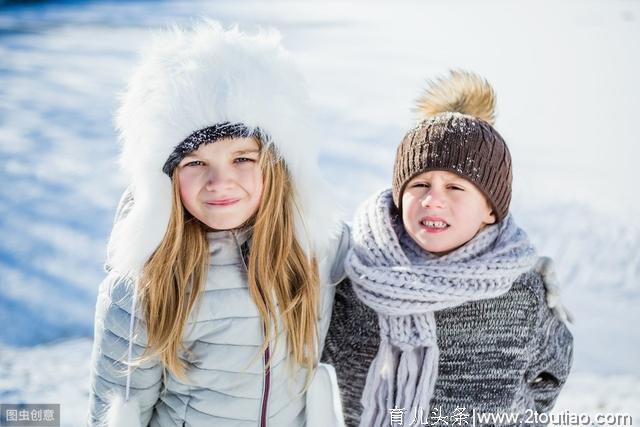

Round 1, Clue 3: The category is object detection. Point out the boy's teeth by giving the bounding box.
[422,220,448,228]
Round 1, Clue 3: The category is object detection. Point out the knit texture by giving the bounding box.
[346,188,537,426]
[162,122,263,177]
[321,272,574,427]
[392,112,512,221]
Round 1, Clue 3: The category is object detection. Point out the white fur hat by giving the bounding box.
[106,21,341,277]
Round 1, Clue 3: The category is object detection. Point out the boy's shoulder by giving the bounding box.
[506,268,555,324]
[509,266,572,328]
[511,268,546,303]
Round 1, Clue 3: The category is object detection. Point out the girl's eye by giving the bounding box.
[234,157,255,164]
[449,185,464,191]
[185,160,204,167]
[413,182,430,188]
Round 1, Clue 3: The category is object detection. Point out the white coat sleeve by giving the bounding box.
[87,273,163,426]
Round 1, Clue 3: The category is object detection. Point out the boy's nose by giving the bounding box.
[421,194,433,206]
[421,191,444,208]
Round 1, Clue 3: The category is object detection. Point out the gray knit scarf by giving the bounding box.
[346,189,537,426]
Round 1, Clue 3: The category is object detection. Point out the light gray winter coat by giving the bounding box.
[87,195,350,426]
[88,22,351,427]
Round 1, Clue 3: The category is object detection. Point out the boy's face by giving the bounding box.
[401,170,495,255]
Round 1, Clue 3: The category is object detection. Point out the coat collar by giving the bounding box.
[206,228,251,266]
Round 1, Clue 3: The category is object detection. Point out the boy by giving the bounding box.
[322,70,573,427]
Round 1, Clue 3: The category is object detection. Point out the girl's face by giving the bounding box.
[177,137,263,231]
[401,170,495,255]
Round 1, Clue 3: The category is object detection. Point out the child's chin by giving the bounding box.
[202,217,248,231]
[412,235,459,255]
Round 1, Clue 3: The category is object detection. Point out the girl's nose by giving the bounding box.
[205,167,233,191]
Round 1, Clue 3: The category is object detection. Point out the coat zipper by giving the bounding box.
[232,230,270,427]
[260,325,271,427]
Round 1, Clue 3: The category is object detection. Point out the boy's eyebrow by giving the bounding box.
[447,176,466,184]
[449,176,470,185]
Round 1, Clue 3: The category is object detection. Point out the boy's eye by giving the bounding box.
[413,182,430,188]
[449,185,464,191]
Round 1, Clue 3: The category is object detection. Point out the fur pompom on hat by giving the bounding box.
[106,21,341,278]
[392,70,512,222]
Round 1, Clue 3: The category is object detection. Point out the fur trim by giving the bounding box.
[415,69,497,125]
[105,394,141,427]
[107,21,342,277]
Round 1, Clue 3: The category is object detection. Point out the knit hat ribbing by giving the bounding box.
[161,122,264,177]
[392,70,512,222]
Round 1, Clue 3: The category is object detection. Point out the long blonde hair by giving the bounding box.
[135,138,320,383]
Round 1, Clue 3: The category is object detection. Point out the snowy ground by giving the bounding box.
[1,0,638,425]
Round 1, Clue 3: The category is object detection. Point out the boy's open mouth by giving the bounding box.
[420,218,450,231]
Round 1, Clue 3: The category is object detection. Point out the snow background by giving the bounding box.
[0,0,638,425]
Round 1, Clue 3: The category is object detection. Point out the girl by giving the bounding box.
[87,22,349,426]
[321,70,573,426]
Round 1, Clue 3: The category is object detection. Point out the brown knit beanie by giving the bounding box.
[392,70,512,222]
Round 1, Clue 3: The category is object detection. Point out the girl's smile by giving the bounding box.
[177,137,263,231]
[205,198,240,206]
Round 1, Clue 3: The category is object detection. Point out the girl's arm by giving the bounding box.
[88,187,162,425]
[524,271,574,414]
[329,222,351,285]
[87,272,163,426]
[317,222,352,354]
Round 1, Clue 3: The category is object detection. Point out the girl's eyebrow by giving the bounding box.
[232,149,260,155]
[182,153,198,160]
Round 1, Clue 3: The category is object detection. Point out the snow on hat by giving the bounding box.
[392,70,512,222]
[106,20,341,277]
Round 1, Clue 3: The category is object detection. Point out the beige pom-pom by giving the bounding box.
[415,69,497,125]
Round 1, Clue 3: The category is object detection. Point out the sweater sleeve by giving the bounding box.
[87,272,163,426]
[524,272,574,414]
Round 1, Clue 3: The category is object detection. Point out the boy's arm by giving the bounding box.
[524,269,574,414]
[87,274,163,426]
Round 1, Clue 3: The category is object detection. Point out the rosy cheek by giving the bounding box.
[401,196,415,227]
[402,192,415,209]
[178,172,199,200]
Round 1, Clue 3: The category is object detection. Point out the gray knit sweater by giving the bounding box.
[321,270,573,427]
